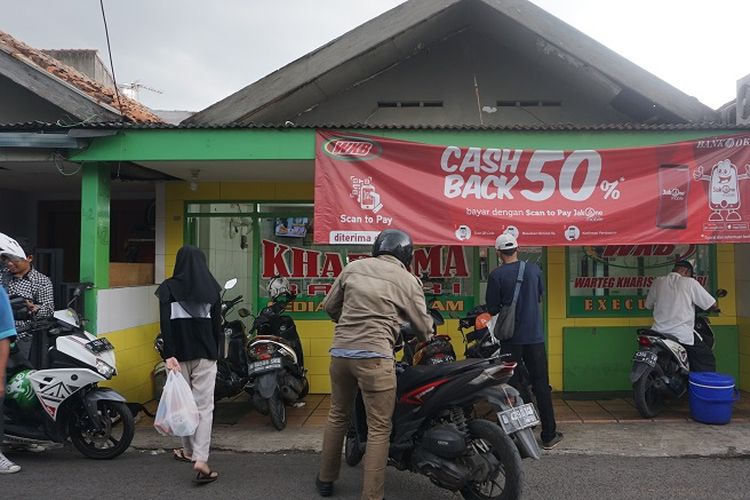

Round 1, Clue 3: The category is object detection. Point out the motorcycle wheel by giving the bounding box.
[633,365,665,418]
[344,422,364,466]
[460,419,523,500]
[69,401,134,459]
[269,392,287,431]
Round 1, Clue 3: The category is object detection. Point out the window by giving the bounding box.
[567,245,715,317]
[186,202,478,318]
[497,100,561,108]
[377,100,443,108]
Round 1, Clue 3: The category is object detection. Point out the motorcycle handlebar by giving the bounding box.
[224,296,243,308]
[466,329,487,342]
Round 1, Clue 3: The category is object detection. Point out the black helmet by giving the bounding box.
[372,229,413,267]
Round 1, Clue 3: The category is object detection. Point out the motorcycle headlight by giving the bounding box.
[96,359,116,379]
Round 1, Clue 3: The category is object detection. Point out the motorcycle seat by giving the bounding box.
[639,329,682,343]
[6,350,33,378]
[397,358,487,395]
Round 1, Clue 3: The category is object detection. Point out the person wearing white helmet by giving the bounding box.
[487,232,562,450]
[0,233,54,333]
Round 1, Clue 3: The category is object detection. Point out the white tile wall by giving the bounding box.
[97,285,159,334]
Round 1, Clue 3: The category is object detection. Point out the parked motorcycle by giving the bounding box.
[457,305,541,460]
[3,284,134,459]
[344,320,524,499]
[154,277,252,402]
[245,276,308,431]
[630,289,727,418]
[215,278,253,401]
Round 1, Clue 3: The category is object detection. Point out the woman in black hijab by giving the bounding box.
[156,245,222,484]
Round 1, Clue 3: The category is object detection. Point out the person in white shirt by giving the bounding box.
[645,260,718,371]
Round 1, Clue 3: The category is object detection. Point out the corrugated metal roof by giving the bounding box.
[0,121,748,131]
[184,0,719,126]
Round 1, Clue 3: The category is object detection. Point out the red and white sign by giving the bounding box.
[314,132,750,246]
[262,240,469,279]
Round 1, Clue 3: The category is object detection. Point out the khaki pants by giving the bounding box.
[319,357,396,500]
[178,359,217,463]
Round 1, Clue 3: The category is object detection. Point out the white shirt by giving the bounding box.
[645,272,716,345]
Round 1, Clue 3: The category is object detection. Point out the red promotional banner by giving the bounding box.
[313,132,750,246]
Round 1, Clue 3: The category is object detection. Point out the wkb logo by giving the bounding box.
[322,136,382,161]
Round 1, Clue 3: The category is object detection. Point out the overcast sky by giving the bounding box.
[2,1,747,112]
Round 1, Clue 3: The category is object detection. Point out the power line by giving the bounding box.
[99,0,124,119]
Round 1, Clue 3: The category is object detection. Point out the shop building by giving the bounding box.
[2,0,749,400]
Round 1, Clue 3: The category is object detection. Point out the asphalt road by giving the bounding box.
[1,447,749,500]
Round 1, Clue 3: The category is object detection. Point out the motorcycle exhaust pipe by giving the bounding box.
[281,385,298,403]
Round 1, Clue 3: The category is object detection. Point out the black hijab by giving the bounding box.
[155,245,221,304]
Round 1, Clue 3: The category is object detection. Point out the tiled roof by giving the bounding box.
[0,30,162,124]
[0,121,747,131]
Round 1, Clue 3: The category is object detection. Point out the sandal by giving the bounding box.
[193,469,219,484]
[173,448,192,463]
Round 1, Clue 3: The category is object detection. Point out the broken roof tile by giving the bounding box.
[0,30,162,124]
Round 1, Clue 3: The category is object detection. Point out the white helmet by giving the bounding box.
[0,233,26,260]
[267,276,290,300]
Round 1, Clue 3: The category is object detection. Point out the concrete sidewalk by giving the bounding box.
[132,392,750,458]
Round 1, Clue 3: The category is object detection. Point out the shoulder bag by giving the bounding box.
[488,260,526,342]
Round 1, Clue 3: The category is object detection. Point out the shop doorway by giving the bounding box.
[186,203,254,324]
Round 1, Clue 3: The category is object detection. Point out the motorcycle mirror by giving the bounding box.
[716,289,728,298]
[429,308,445,326]
[224,278,238,290]
[238,307,251,318]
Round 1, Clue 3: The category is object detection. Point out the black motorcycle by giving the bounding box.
[4,284,135,459]
[458,305,542,461]
[630,289,726,418]
[214,278,253,401]
[245,290,308,430]
[345,321,524,500]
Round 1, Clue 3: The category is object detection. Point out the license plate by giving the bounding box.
[86,338,114,354]
[248,357,282,374]
[497,403,540,434]
[633,350,657,367]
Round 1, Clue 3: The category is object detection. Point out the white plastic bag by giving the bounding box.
[154,370,199,437]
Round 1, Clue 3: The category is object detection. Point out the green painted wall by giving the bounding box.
[563,325,739,391]
[70,129,739,162]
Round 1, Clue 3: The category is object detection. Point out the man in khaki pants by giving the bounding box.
[316,229,433,500]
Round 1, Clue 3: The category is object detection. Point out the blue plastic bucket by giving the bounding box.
[688,372,739,425]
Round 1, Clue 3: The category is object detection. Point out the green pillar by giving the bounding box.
[80,163,110,333]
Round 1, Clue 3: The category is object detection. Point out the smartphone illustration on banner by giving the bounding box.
[656,164,690,229]
[359,185,377,210]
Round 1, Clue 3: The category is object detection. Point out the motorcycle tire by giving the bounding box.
[69,400,135,460]
[633,365,665,418]
[460,419,523,500]
[344,422,364,467]
[269,392,287,431]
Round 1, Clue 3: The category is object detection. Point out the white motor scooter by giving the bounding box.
[2,233,134,459]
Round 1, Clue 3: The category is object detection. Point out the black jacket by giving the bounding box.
[159,298,221,361]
